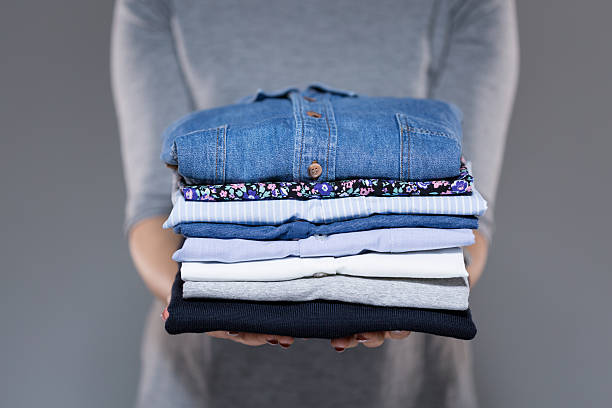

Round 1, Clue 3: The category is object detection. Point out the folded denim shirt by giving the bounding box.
[161,83,463,184]
[173,214,480,240]
[180,161,473,202]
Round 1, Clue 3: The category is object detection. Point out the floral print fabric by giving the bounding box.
[180,162,472,202]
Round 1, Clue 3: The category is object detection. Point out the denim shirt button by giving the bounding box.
[308,160,323,179]
[303,96,316,102]
[306,111,322,118]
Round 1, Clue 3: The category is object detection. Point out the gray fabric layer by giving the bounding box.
[112,0,518,407]
[183,276,470,309]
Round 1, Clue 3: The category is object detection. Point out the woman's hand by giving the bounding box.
[161,304,295,348]
[329,331,411,352]
[162,300,409,350]
[206,331,295,348]
[465,229,489,287]
[162,302,407,350]
[166,300,404,350]
[129,216,183,302]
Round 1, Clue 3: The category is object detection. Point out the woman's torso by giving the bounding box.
[134,0,478,407]
[170,0,448,108]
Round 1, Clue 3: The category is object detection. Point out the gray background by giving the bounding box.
[1,1,610,407]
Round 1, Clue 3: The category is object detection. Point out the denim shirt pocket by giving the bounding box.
[174,125,228,184]
[395,113,461,181]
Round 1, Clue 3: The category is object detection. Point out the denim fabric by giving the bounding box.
[166,272,477,340]
[161,84,463,184]
[179,160,473,201]
[173,228,474,263]
[164,189,487,228]
[174,214,479,240]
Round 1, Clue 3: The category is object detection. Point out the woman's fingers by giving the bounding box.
[161,306,169,321]
[263,335,294,348]
[166,298,407,349]
[166,301,407,348]
[238,332,268,346]
[386,330,411,340]
[330,335,359,352]
[275,336,294,348]
[205,331,237,339]
[161,295,171,321]
[240,333,296,347]
[329,330,411,351]
[205,331,295,348]
[356,331,386,348]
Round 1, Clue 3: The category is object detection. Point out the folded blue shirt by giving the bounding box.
[173,228,475,263]
[161,84,463,184]
[164,188,487,228]
[174,214,479,240]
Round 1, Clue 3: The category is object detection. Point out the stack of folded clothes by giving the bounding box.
[161,84,486,340]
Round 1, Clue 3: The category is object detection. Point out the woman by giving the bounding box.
[111,0,518,406]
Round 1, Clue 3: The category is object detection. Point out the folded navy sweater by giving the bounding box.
[166,272,477,340]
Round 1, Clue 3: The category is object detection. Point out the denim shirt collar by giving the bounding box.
[236,82,358,104]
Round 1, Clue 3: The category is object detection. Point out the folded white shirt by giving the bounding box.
[180,247,467,282]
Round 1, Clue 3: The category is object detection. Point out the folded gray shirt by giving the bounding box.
[182,275,469,310]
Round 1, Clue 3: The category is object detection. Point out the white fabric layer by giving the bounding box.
[180,247,467,282]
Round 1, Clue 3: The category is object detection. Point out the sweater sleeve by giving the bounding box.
[429,0,519,242]
[111,0,194,233]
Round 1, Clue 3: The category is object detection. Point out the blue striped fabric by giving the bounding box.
[163,188,487,228]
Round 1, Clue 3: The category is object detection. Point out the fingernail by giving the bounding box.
[334,347,345,353]
[280,342,291,349]
[391,330,403,335]
[161,308,169,321]
[356,335,368,343]
[227,331,239,337]
[267,339,278,345]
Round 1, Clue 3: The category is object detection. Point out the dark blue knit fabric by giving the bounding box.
[166,272,477,340]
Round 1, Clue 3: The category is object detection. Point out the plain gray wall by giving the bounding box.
[1,1,610,407]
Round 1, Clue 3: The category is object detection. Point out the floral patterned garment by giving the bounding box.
[180,162,472,202]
